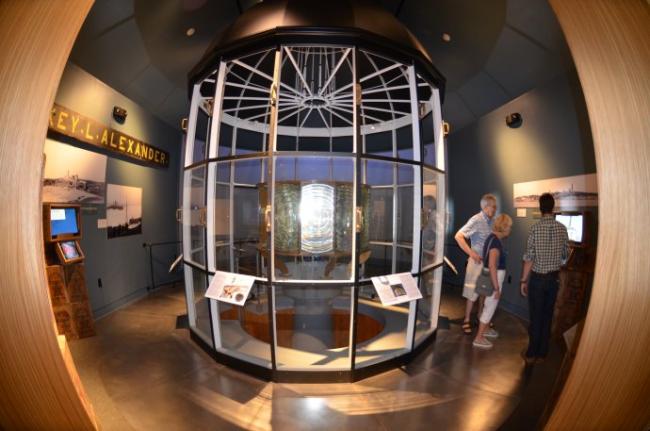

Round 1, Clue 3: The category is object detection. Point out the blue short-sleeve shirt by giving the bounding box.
[458,211,494,254]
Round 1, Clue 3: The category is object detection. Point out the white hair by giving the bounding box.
[480,193,497,209]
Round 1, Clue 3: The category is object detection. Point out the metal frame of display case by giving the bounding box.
[182,43,447,382]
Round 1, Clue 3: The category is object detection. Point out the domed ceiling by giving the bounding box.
[70,0,572,133]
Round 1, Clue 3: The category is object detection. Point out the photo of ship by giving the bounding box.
[513,173,598,208]
[42,139,107,204]
[106,184,142,239]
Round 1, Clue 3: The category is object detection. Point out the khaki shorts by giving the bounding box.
[462,258,483,302]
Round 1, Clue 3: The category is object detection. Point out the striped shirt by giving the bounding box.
[459,211,494,254]
[523,215,569,273]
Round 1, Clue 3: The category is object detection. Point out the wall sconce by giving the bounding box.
[443,121,451,136]
[112,106,127,124]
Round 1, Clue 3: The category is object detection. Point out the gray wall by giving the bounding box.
[53,63,182,318]
[446,71,597,319]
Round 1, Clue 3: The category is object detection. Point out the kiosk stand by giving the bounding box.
[43,204,95,339]
[553,212,595,339]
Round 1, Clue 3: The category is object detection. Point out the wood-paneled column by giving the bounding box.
[0,1,97,429]
[546,1,650,429]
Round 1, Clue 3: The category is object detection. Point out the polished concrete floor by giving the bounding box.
[69,284,561,430]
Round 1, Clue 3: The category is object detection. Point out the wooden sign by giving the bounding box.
[48,103,169,168]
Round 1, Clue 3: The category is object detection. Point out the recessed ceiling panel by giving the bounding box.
[134,0,240,88]
[398,0,507,92]
[70,18,150,91]
[126,65,176,109]
[506,0,571,64]
[457,71,511,118]
[485,26,563,98]
[155,87,190,130]
[75,0,134,39]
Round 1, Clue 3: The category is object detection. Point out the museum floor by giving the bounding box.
[69,284,565,431]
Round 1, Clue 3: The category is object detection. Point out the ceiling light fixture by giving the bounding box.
[186,27,196,37]
[442,33,451,42]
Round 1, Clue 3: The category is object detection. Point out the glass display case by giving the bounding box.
[182,43,447,381]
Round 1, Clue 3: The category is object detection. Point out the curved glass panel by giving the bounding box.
[183,45,446,379]
[183,166,206,268]
[415,267,442,346]
[422,168,446,270]
[185,265,212,346]
[216,279,271,367]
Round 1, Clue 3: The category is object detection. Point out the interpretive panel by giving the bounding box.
[205,270,256,306]
[371,272,422,306]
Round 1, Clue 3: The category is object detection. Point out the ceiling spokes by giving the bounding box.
[221,46,415,130]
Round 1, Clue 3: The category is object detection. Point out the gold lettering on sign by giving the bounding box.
[57,111,68,131]
[71,115,80,134]
[47,104,170,168]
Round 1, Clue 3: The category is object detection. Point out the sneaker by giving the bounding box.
[484,328,499,338]
[472,338,493,349]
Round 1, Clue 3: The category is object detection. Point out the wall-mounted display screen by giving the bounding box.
[50,207,79,238]
[556,214,583,243]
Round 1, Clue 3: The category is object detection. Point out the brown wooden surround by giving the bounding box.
[0,1,649,429]
[0,1,97,429]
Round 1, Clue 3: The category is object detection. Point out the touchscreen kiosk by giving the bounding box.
[55,240,84,264]
[43,203,84,265]
[44,204,81,242]
[555,213,584,244]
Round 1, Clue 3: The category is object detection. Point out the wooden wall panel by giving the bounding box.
[547,1,650,429]
[0,1,96,429]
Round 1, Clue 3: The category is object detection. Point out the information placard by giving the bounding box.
[205,271,256,306]
[371,272,422,306]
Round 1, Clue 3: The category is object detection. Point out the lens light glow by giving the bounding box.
[300,183,334,254]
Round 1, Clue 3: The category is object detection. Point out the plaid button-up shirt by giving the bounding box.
[523,215,569,273]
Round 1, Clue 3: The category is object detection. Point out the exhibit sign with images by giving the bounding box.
[205,271,256,306]
[106,184,142,239]
[42,138,107,204]
[371,273,422,306]
[513,173,598,208]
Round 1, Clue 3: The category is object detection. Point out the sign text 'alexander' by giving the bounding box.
[49,104,169,168]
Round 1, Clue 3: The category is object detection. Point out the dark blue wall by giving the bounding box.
[54,63,183,317]
[446,71,596,319]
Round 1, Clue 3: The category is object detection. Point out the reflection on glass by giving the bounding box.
[192,107,210,164]
[421,168,445,270]
[184,166,206,267]
[415,267,442,346]
[213,159,267,278]
[217,282,271,367]
[185,265,212,346]
[274,284,352,369]
[361,159,415,279]
[354,290,409,367]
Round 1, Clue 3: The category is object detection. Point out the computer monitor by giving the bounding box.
[44,204,82,242]
[555,213,584,244]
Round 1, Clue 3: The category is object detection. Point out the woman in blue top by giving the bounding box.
[473,214,513,349]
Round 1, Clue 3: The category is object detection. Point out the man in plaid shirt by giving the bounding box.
[520,193,569,364]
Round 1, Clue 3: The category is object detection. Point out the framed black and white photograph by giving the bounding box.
[106,184,142,239]
[513,173,598,209]
[42,138,107,204]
